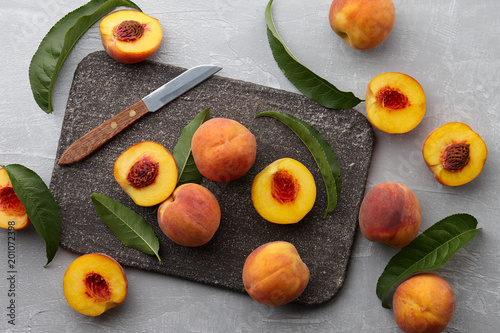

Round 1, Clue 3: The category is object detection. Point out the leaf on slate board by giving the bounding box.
[1,164,61,266]
[90,193,161,261]
[173,108,211,186]
[29,0,141,113]
[265,0,363,110]
[256,111,341,218]
[376,213,482,308]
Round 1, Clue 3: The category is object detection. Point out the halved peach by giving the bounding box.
[114,141,178,206]
[100,10,163,64]
[251,158,316,224]
[365,72,426,134]
[63,253,128,316]
[0,168,30,230]
[422,122,487,186]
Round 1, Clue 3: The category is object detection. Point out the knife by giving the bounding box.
[58,65,222,165]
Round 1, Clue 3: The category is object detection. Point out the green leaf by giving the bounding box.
[1,164,61,266]
[376,213,481,308]
[173,108,211,186]
[90,193,161,261]
[29,0,141,113]
[256,111,341,218]
[265,0,362,110]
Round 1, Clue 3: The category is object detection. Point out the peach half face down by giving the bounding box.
[329,0,396,51]
[0,168,30,230]
[63,253,128,316]
[100,10,163,64]
[365,72,426,134]
[251,158,316,224]
[422,122,487,187]
[393,273,456,333]
[114,141,178,207]
[242,241,310,306]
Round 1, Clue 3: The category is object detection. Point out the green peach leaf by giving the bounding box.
[29,0,141,113]
[1,164,61,266]
[256,111,341,218]
[90,193,161,262]
[173,108,211,186]
[376,213,481,308]
[265,0,362,110]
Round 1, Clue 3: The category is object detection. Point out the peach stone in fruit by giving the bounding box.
[100,10,163,64]
[365,72,426,134]
[329,0,395,50]
[242,241,310,306]
[393,273,456,333]
[114,141,178,207]
[63,253,128,316]
[0,168,30,230]
[157,183,221,247]
[251,158,316,224]
[358,182,421,248]
[191,118,257,182]
[422,122,487,186]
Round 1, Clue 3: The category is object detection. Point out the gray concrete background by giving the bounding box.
[1,0,499,332]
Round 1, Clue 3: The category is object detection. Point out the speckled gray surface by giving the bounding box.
[49,51,374,306]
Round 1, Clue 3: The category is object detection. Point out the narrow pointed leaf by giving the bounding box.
[90,193,161,261]
[173,108,211,186]
[29,0,141,113]
[376,213,481,308]
[256,111,341,218]
[1,164,61,266]
[265,0,362,110]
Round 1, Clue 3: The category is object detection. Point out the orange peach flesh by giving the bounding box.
[251,158,316,224]
[0,168,30,230]
[242,241,310,306]
[63,253,128,316]
[365,72,426,134]
[393,273,456,333]
[114,141,178,207]
[423,122,487,186]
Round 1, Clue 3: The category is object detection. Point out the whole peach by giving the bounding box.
[393,273,456,333]
[157,183,221,247]
[242,241,310,306]
[329,0,395,50]
[358,182,421,248]
[191,118,257,182]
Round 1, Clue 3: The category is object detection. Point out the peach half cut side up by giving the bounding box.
[365,72,426,134]
[100,10,163,64]
[0,168,30,230]
[251,158,316,224]
[422,122,487,186]
[114,141,178,207]
[63,253,128,317]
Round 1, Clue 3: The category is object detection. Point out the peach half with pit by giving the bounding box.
[0,168,30,230]
[393,273,456,333]
[114,141,178,207]
[242,241,310,306]
[191,118,257,182]
[157,183,221,247]
[251,158,316,224]
[329,0,396,50]
[63,253,128,316]
[100,10,162,64]
[358,182,421,248]
[422,122,487,187]
[365,72,426,134]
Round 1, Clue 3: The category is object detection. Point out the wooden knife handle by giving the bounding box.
[58,100,150,165]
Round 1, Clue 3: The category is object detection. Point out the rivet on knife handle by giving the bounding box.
[58,100,149,165]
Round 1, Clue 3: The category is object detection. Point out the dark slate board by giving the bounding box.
[49,51,374,306]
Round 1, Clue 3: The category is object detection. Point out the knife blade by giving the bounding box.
[58,65,222,165]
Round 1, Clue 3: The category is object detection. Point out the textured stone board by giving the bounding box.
[49,51,374,306]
